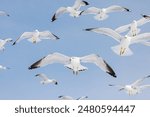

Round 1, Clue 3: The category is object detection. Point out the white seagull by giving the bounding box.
[109,75,150,96]
[0,65,10,70]
[13,29,59,45]
[115,15,150,37]
[28,52,116,77]
[35,73,58,85]
[85,27,150,56]
[0,38,13,51]
[80,5,130,21]
[0,11,9,16]
[51,0,89,22]
[58,95,88,100]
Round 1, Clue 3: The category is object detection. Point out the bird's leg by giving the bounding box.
[120,47,123,55]
[122,48,126,55]
[32,37,36,43]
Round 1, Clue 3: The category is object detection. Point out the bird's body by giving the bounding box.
[0,11,9,16]
[0,38,12,51]
[13,30,59,45]
[81,5,130,21]
[51,0,89,22]
[35,73,58,85]
[85,27,150,56]
[29,52,116,77]
[109,75,150,96]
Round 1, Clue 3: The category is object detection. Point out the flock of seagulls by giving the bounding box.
[0,0,150,99]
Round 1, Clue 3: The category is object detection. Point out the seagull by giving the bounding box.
[85,27,150,56]
[109,75,150,96]
[115,15,150,37]
[0,65,10,70]
[80,5,130,21]
[58,95,88,100]
[0,11,9,16]
[35,73,58,85]
[51,0,89,22]
[13,29,59,45]
[28,52,116,77]
[0,38,13,51]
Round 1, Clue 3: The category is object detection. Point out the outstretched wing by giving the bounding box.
[105,5,130,13]
[72,0,89,10]
[13,32,34,45]
[76,96,88,100]
[80,54,116,77]
[35,73,49,81]
[51,7,67,22]
[39,31,59,40]
[85,27,122,42]
[131,33,150,44]
[0,11,9,16]
[139,85,150,90]
[131,75,150,86]
[115,24,131,34]
[137,17,150,26]
[81,7,100,15]
[29,52,70,69]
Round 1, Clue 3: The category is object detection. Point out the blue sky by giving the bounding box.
[0,0,150,100]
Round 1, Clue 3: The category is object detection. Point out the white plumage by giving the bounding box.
[51,0,89,22]
[81,5,130,21]
[109,75,150,96]
[28,52,116,77]
[0,11,9,16]
[58,95,88,100]
[35,73,58,85]
[0,38,12,51]
[13,30,59,45]
[85,27,150,56]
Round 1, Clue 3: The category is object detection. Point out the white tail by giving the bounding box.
[111,45,133,56]
[64,64,88,75]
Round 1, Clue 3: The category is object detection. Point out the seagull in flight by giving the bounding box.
[80,5,130,21]
[13,30,59,45]
[51,0,89,22]
[0,65,10,70]
[115,15,150,37]
[28,52,116,77]
[109,75,150,96]
[58,95,88,100]
[0,11,9,16]
[0,38,13,51]
[85,27,150,56]
[35,73,58,85]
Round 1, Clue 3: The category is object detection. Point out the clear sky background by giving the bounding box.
[0,0,150,100]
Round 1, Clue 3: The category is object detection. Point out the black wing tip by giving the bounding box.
[124,7,131,12]
[12,41,16,45]
[28,65,39,70]
[55,82,58,85]
[53,34,60,40]
[104,61,117,78]
[83,1,89,5]
[84,28,95,31]
[51,14,56,22]
[141,14,150,18]
[108,84,114,86]
[79,10,84,15]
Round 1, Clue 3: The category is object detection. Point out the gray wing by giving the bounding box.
[85,27,122,42]
[39,31,59,40]
[80,54,116,77]
[76,96,88,100]
[139,85,150,89]
[35,73,49,81]
[51,7,67,22]
[136,17,150,26]
[13,32,34,45]
[131,75,150,86]
[140,41,150,46]
[81,7,100,15]
[72,0,89,10]
[58,96,74,100]
[109,84,125,90]
[105,5,130,13]
[115,24,131,33]
[131,33,150,44]
[29,52,70,69]
[0,11,9,16]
